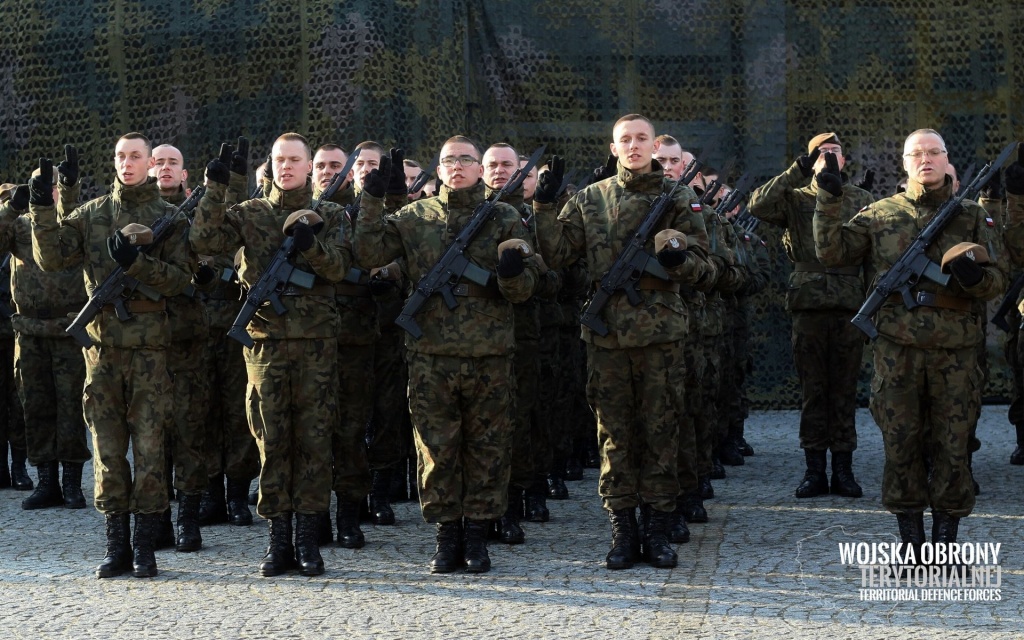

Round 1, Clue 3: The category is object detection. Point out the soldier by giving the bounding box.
[1,170,90,512]
[192,132,352,577]
[29,133,194,578]
[0,188,31,493]
[354,136,539,574]
[814,128,1008,548]
[748,132,874,499]
[533,114,715,570]
[999,150,1024,464]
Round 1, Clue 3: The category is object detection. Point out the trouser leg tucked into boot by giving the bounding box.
[259,513,295,577]
[497,487,525,545]
[795,449,829,498]
[197,474,228,526]
[9,447,33,490]
[681,492,708,523]
[61,461,86,509]
[895,511,925,565]
[175,493,203,552]
[225,477,253,526]
[295,513,325,576]
[463,519,492,573]
[335,499,365,549]
[829,451,863,498]
[668,498,691,544]
[132,513,160,578]
[96,513,132,578]
[605,508,640,570]
[369,470,396,525]
[548,457,569,499]
[429,520,463,574]
[22,461,63,510]
[524,481,549,522]
[641,505,678,568]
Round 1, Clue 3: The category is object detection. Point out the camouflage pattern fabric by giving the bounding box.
[166,337,210,495]
[333,341,373,501]
[367,327,411,471]
[202,324,259,483]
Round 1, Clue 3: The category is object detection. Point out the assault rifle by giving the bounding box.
[850,142,1017,340]
[394,145,546,339]
[226,150,361,347]
[65,185,206,348]
[580,156,705,337]
[409,154,439,195]
[992,272,1024,332]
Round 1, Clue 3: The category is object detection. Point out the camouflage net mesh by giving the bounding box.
[1,1,1022,408]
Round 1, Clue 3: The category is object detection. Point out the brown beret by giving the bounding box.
[654,229,688,253]
[282,209,324,235]
[497,238,534,257]
[941,242,990,272]
[120,223,154,246]
[807,132,841,155]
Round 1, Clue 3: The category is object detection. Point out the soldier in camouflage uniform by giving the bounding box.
[994,148,1024,463]
[192,132,352,577]
[0,193,30,492]
[1,172,90,512]
[354,136,539,574]
[534,115,715,570]
[748,132,874,499]
[814,128,1008,548]
[29,133,194,579]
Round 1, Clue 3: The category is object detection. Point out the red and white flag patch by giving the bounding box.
[690,203,702,212]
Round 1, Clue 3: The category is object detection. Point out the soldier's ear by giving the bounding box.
[181,169,189,184]
[609,142,617,157]
[146,156,155,169]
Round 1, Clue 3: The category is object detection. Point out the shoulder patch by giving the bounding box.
[690,202,702,212]
[760,240,767,247]
[985,217,995,227]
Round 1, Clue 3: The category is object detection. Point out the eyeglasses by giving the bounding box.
[440,155,480,168]
[903,148,947,160]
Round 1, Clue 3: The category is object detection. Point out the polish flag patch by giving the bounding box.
[985,217,995,227]
[690,203,702,212]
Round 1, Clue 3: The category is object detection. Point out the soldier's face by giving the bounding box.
[654,142,684,181]
[813,143,846,173]
[520,161,538,200]
[272,139,312,191]
[404,164,421,199]
[611,120,656,173]
[903,132,948,190]
[312,148,348,193]
[114,138,154,186]
[483,147,519,190]
[438,142,482,190]
[353,150,383,190]
[149,146,187,192]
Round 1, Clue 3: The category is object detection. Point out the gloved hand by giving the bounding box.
[856,169,875,193]
[106,230,139,269]
[533,155,564,204]
[1005,144,1024,196]
[363,165,388,199]
[497,247,525,278]
[593,154,617,182]
[230,137,249,176]
[206,143,232,186]
[368,277,397,296]
[291,222,316,252]
[11,185,30,211]
[194,263,217,286]
[386,148,407,195]
[948,255,984,288]
[30,158,54,206]
[796,147,821,177]
[57,144,79,187]
[656,247,688,268]
[815,152,844,197]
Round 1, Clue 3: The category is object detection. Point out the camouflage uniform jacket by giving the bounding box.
[160,187,210,342]
[190,179,352,341]
[355,179,539,357]
[534,161,715,349]
[814,176,1008,350]
[30,177,193,348]
[748,162,874,311]
[733,222,772,298]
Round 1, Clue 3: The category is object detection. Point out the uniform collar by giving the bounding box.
[440,179,486,209]
[268,179,313,210]
[484,183,524,209]
[904,175,953,207]
[618,159,665,192]
[112,176,161,206]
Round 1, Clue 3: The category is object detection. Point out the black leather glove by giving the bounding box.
[796,148,821,177]
[656,248,688,268]
[57,144,79,187]
[386,148,407,195]
[106,230,139,269]
[534,155,564,204]
[363,165,388,199]
[496,247,525,278]
[230,137,249,176]
[1005,144,1024,196]
[948,255,984,288]
[206,143,232,186]
[815,152,844,197]
[11,185,30,211]
[194,264,216,286]
[368,277,397,296]
[593,154,617,182]
[856,169,875,193]
[30,158,54,206]
[292,222,315,252]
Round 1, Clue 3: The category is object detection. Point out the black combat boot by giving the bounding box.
[606,508,640,570]
[175,493,203,552]
[931,511,960,544]
[318,511,333,545]
[369,470,396,525]
[698,475,714,500]
[294,513,325,576]
[1011,424,1024,465]
[719,436,745,466]
[731,420,754,456]
[260,513,295,577]
[524,481,550,522]
[710,456,726,480]
[197,474,228,525]
[463,519,492,573]
[0,449,10,488]
[96,513,132,578]
[642,506,678,568]
[795,449,829,498]
[61,461,86,509]
[668,500,691,544]
[22,461,63,510]
[335,499,365,549]
[9,447,33,490]
[829,451,863,498]
[497,487,525,544]
[429,520,463,573]
[548,461,569,500]
[248,485,258,506]
[681,492,708,523]
[132,512,160,578]
[565,452,584,481]
[225,477,253,526]
[895,511,925,566]
[155,508,176,550]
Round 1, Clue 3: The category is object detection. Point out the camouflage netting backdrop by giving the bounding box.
[1,0,1022,408]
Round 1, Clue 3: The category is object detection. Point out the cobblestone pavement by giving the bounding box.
[2,406,1021,639]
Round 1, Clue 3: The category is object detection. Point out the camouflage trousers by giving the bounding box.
[367,330,411,471]
[202,328,259,483]
[83,346,170,515]
[678,328,704,492]
[697,333,721,475]
[870,339,979,517]
[334,341,373,501]
[406,352,514,523]
[720,300,752,432]
[0,335,26,452]
[14,334,89,466]
[167,339,210,495]
[534,327,563,485]
[587,341,683,513]
[245,338,336,518]
[792,310,863,452]
[509,338,540,490]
